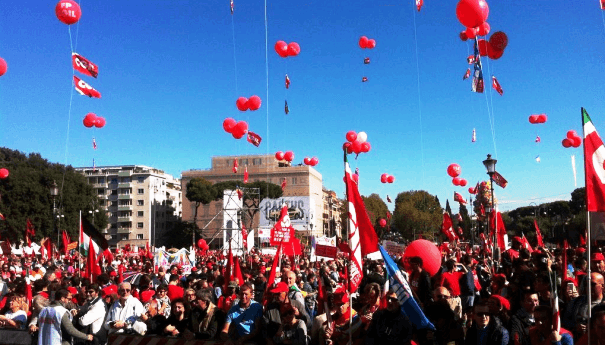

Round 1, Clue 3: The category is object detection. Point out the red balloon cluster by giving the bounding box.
[453,177,468,187]
[379,218,387,227]
[0,58,7,77]
[55,0,81,25]
[303,157,319,166]
[222,118,249,139]
[82,113,106,128]
[236,96,262,111]
[456,1,508,60]
[275,151,294,162]
[447,163,461,178]
[529,114,548,124]
[197,239,209,251]
[0,168,9,179]
[275,41,301,58]
[562,130,582,148]
[358,36,376,49]
[343,131,371,155]
[380,174,395,183]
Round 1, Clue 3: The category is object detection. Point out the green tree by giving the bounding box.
[0,148,107,244]
[458,203,472,238]
[185,177,216,240]
[393,190,442,241]
[362,194,389,239]
[569,187,586,214]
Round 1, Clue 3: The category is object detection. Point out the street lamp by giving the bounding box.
[50,181,59,246]
[190,203,198,250]
[483,154,497,262]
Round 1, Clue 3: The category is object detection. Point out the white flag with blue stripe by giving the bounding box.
[379,245,435,330]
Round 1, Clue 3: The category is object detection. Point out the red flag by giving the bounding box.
[454,192,467,204]
[84,238,101,282]
[246,131,262,147]
[241,223,248,251]
[534,220,544,247]
[25,219,35,247]
[74,76,101,98]
[463,68,471,80]
[601,0,605,10]
[492,171,508,188]
[265,242,283,293]
[285,74,290,89]
[232,159,238,173]
[489,211,507,251]
[62,230,71,255]
[580,232,586,246]
[441,212,457,242]
[386,195,392,203]
[491,76,503,96]
[344,155,379,293]
[72,52,99,78]
[270,205,295,246]
[281,177,287,191]
[243,166,248,184]
[521,233,534,253]
[234,258,244,286]
[416,0,423,11]
[582,108,605,211]
[92,137,97,150]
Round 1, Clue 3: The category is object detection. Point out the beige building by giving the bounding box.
[322,188,344,238]
[75,165,182,249]
[182,154,324,248]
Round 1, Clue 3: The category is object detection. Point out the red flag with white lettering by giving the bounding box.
[72,52,98,78]
[74,76,101,98]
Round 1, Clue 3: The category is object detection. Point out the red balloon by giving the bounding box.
[232,121,248,139]
[0,168,9,179]
[366,39,376,49]
[236,97,249,111]
[537,114,547,123]
[275,151,285,160]
[452,177,461,186]
[359,36,369,49]
[247,95,262,111]
[465,27,478,40]
[379,219,387,227]
[447,163,461,178]
[403,239,441,277]
[487,46,504,60]
[0,58,7,77]
[310,157,319,166]
[562,138,572,148]
[223,118,237,133]
[572,136,582,148]
[287,42,301,56]
[284,151,294,162]
[351,140,362,154]
[83,113,97,128]
[380,174,388,183]
[303,157,311,165]
[361,142,371,153]
[342,142,352,152]
[460,179,468,187]
[456,0,489,29]
[478,39,490,57]
[459,31,468,41]
[477,22,490,36]
[567,130,578,140]
[94,117,106,128]
[346,131,357,142]
[55,0,82,25]
[468,187,476,194]
[529,115,539,124]
[197,239,207,249]
[489,31,508,51]
[387,175,395,183]
[275,40,289,57]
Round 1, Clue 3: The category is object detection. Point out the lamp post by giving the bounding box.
[50,181,59,246]
[191,203,198,250]
[483,154,497,262]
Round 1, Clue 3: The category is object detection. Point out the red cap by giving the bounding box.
[269,282,289,293]
[592,252,605,261]
[490,294,510,311]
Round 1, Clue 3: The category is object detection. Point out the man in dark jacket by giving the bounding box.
[510,290,539,345]
[365,290,413,345]
[464,301,509,345]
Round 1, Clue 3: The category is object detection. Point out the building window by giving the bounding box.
[137,200,144,206]
[121,177,131,183]
[291,177,298,185]
[253,158,262,166]
[138,177,145,183]
[111,178,118,184]
[137,211,144,217]
[121,235,128,240]
[98,189,104,195]
[138,189,144,194]
[137,222,144,228]
[111,190,118,195]
[98,177,105,183]
[136,234,144,240]
[239,159,249,166]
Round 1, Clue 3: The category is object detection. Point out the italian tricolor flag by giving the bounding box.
[582,108,605,212]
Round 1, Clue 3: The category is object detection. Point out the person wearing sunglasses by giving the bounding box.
[365,290,413,345]
[464,300,509,345]
[76,284,108,343]
[104,283,148,335]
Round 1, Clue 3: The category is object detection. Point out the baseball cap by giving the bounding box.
[592,252,605,261]
[269,282,289,293]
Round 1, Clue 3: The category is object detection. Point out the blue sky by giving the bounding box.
[1,1,605,213]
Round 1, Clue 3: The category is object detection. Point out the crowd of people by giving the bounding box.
[0,235,603,345]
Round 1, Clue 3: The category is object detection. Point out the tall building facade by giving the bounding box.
[75,165,182,249]
[322,188,343,238]
[182,154,324,249]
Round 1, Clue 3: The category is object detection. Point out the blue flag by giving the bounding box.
[379,245,435,330]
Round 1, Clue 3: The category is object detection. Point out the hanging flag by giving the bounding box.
[386,195,392,203]
[441,212,457,242]
[364,57,370,64]
[472,128,476,143]
[234,258,244,285]
[281,177,287,191]
[84,237,101,282]
[416,0,423,11]
[344,153,379,293]
[362,76,368,82]
[491,76,503,96]
[378,245,435,330]
[79,217,108,256]
[463,68,471,80]
[471,42,484,93]
[534,219,544,247]
[25,219,35,247]
[270,205,295,245]
[285,74,290,89]
[520,232,534,253]
[246,131,262,147]
[454,192,467,204]
[535,136,541,143]
[535,155,541,163]
[72,52,99,78]
[62,230,71,255]
[492,171,508,188]
[241,222,248,251]
[232,159,238,173]
[230,0,234,14]
[467,55,476,65]
[236,188,243,200]
[489,211,507,251]
[265,242,283,292]
[581,108,605,211]
[571,155,577,187]
[243,166,248,183]
[285,100,289,115]
[74,76,101,98]
[92,137,97,150]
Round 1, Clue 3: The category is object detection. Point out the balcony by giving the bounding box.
[118,171,132,177]
[92,183,106,188]
[118,183,131,188]
[118,194,131,200]
[117,228,131,234]
[118,206,132,211]
[117,216,132,222]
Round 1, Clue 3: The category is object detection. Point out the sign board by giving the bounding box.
[260,196,316,231]
[223,190,243,250]
[311,235,337,262]
[270,227,294,246]
[382,240,405,255]
[315,244,337,258]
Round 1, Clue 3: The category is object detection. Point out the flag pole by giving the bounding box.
[581,107,591,345]
[343,149,353,345]
[79,210,82,278]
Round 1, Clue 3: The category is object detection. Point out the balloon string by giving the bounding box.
[231,15,239,97]
[411,2,425,189]
[601,10,605,37]
[264,0,270,199]
[74,0,82,52]
[62,26,77,209]
[480,39,498,159]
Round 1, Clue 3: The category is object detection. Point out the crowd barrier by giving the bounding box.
[0,329,31,345]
